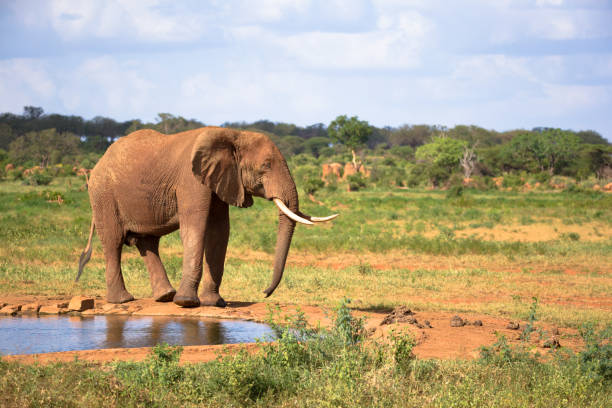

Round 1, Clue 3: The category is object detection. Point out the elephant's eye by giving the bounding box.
[261,160,272,171]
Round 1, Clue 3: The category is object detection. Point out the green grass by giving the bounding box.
[1,303,610,407]
[1,177,611,328]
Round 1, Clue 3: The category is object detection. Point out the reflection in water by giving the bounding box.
[0,315,275,355]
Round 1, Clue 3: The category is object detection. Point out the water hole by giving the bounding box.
[0,315,276,355]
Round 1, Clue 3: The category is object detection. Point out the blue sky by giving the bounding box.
[1,0,611,140]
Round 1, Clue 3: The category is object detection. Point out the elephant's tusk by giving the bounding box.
[273,198,314,225]
[308,214,339,222]
[296,210,339,223]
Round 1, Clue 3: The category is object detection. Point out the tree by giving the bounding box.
[276,135,305,157]
[328,115,372,169]
[505,129,580,175]
[415,136,467,186]
[447,125,499,146]
[576,130,609,145]
[155,113,204,134]
[304,137,331,157]
[0,123,14,150]
[23,106,44,119]
[580,144,612,179]
[9,128,80,167]
[389,124,435,148]
[460,142,478,179]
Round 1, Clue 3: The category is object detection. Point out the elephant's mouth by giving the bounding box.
[272,198,338,225]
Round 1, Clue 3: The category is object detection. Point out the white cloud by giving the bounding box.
[178,69,332,124]
[0,59,56,112]
[536,0,564,6]
[271,10,432,69]
[235,0,311,22]
[60,56,155,116]
[25,0,206,42]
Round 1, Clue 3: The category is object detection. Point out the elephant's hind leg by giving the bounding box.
[201,196,229,307]
[100,235,134,304]
[135,235,176,302]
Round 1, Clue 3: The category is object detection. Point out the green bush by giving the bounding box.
[346,173,367,191]
[23,171,53,186]
[303,177,324,195]
[578,323,612,381]
[5,168,23,180]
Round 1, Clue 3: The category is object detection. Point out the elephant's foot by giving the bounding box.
[200,292,227,308]
[154,288,176,302]
[173,295,200,308]
[107,290,134,304]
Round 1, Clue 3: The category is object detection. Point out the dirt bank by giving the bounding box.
[1,296,582,364]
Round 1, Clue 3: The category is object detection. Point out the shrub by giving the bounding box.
[347,173,367,191]
[446,185,464,199]
[303,177,324,195]
[389,329,416,370]
[334,298,365,346]
[23,171,53,186]
[578,323,612,381]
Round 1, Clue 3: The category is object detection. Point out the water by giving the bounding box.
[0,315,276,355]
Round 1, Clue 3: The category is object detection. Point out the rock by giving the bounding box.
[101,303,129,313]
[21,303,41,313]
[424,320,432,328]
[541,336,561,349]
[68,296,95,312]
[381,306,415,325]
[506,322,520,330]
[57,302,69,308]
[343,162,358,179]
[102,303,119,312]
[321,163,343,183]
[39,305,68,315]
[0,305,22,315]
[472,320,483,326]
[450,315,465,327]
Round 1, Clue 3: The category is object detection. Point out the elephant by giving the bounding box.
[76,126,337,307]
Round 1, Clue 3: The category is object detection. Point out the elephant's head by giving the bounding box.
[191,127,337,297]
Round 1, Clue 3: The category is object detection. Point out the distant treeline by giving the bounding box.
[1,106,610,185]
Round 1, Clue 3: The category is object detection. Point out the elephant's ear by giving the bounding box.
[191,129,253,208]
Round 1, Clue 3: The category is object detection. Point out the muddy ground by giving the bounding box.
[1,295,582,365]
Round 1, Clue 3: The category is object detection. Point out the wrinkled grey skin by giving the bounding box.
[77,127,300,308]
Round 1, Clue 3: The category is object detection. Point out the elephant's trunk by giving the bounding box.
[263,212,296,297]
[263,170,298,298]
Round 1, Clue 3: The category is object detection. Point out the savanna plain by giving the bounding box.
[1,176,611,407]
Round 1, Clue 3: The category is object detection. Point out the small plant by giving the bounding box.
[357,261,374,275]
[446,185,464,198]
[578,322,612,381]
[520,296,539,341]
[479,333,530,366]
[334,298,365,346]
[389,329,416,370]
[561,232,580,241]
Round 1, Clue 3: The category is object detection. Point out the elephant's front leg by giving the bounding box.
[174,211,207,308]
[201,195,229,307]
[135,236,176,302]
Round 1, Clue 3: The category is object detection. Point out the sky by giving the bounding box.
[1,0,611,140]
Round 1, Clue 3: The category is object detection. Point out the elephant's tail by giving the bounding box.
[75,218,95,282]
